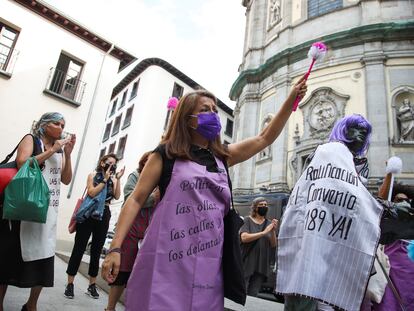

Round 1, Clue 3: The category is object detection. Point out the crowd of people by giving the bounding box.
[0,74,413,311]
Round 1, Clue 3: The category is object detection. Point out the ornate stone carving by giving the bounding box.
[293,123,301,144]
[309,100,337,131]
[290,157,298,174]
[396,98,414,142]
[299,87,349,141]
[242,0,252,8]
[269,0,281,28]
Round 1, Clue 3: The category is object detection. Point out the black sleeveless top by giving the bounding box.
[153,144,231,200]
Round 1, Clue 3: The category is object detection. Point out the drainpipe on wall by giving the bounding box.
[67,44,115,198]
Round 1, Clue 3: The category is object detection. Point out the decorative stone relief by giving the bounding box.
[299,87,349,141]
[268,0,282,28]
[289,87,350,184]
[396,98,414,143]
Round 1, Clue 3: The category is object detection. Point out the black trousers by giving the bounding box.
[66,207,111,278]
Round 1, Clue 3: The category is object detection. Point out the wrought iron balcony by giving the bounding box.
[44,67,86,105]
[0,46,19,77]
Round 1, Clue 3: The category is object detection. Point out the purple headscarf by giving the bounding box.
[329,114,372,156]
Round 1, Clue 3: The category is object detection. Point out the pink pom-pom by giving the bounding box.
[308,41,327,61]
[167,97,179,110]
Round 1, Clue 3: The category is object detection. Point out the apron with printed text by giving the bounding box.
[20,148,62,261]
[126,158,230,311]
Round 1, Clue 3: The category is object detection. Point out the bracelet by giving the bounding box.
[100,179,107,184]
[107,247,121,255]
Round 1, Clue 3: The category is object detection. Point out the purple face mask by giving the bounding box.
[191,112,222,141]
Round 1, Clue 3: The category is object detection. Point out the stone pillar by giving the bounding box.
[361,42,389,182]
[232,91,260,192]
[269,73,291,192]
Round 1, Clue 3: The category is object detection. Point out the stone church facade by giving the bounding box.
[230,0,414,194]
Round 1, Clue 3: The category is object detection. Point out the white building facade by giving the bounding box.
[0,0,136,250]
[99,58,234,226]
[231,0,414,194]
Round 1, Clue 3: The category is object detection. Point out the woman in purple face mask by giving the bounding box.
[101,76,307,311]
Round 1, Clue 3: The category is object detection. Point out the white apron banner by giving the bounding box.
[276,142,382,311]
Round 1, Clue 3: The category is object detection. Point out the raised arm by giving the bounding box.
[378,173,392,200]
[227,75,307,167]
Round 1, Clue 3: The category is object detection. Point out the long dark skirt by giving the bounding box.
[0,203,54,288]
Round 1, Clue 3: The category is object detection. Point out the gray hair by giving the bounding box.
[32,112,65,138]
[252,196,267,208]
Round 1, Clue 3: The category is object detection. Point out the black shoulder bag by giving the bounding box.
[222,161,247,305]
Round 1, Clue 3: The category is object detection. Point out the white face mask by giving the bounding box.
[395,200,411,211]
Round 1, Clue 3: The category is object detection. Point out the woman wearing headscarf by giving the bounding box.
[0,112,76,311]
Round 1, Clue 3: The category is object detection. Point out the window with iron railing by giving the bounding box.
[130,80,139,100]
[109,99,118,118]
[108,142,116,154]
[102,122,112,142]
[45,52,86,105]
[117,135,128,160]
[112,114,122,136]
[0,22,20,76]
[122,105,134,129]
[120,90,127,109]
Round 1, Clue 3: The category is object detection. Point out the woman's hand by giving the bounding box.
[51,138,70,153]
[263,222,276,234]
[104,165,112,181]
[63,134,76,156]
[271,218,279,230]
[101,252,120,283]
[115,166,125,179]
[287,75,308,104]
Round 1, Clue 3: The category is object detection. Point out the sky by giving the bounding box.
[43,0,246,108]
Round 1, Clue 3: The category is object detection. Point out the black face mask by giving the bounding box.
[104,163,116,173]
[346,127,368,154]
[257,206,268,217]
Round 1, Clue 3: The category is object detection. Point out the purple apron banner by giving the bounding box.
[126,158,230,311]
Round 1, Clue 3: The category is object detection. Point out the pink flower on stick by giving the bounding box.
[292,42,328,111]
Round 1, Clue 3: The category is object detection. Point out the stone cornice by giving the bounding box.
[230,21,414,100]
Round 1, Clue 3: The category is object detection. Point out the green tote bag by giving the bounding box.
[3,157,50,223]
